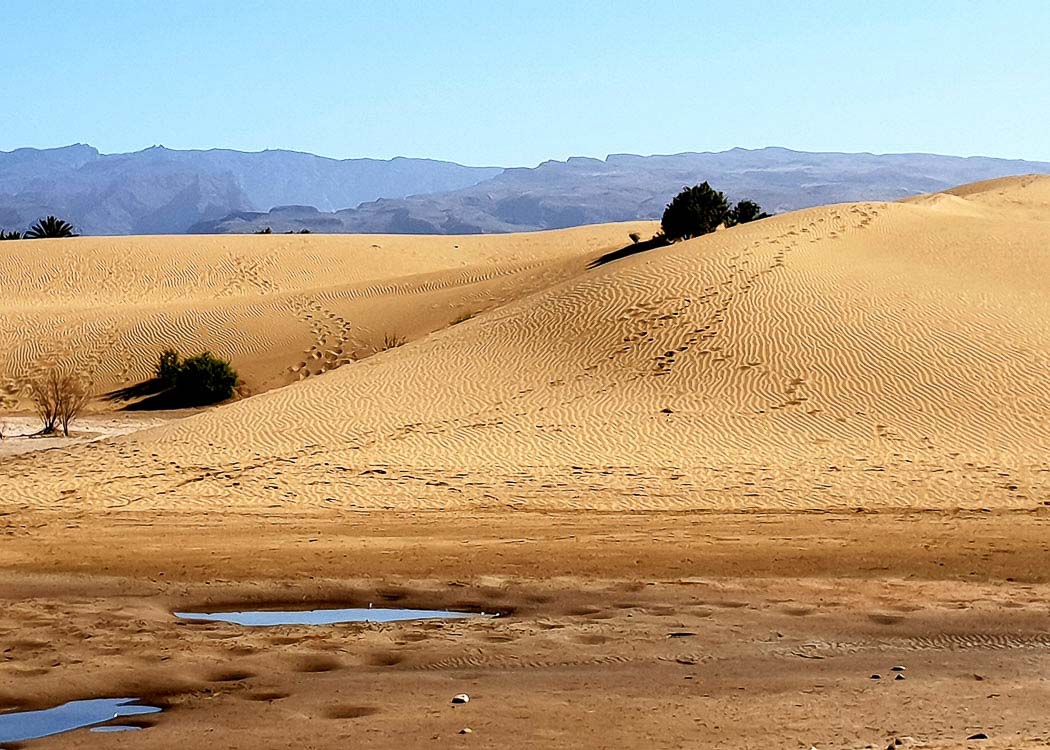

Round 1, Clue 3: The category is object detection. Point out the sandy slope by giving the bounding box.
[0,223,653,407]
[3,176,1048,511]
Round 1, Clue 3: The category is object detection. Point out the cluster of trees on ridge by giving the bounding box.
[624,183,770,251]
[658,182,770,243]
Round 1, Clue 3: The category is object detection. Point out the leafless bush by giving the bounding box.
[380,333,407,351]
[29,369,90,436]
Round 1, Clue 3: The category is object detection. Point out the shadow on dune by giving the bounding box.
[103,379,189,411]
[588,236,670,269]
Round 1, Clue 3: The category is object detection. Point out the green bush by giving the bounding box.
[727,200,770,226]
[154,349,238,405]
[156,348,182,387]
[660,182,730,242]
[661,185,770,241]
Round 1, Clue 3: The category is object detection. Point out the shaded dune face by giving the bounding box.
[3,175,1050,512]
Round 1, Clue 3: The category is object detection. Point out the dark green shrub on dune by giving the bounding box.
[661,184,770,242]
[154,349,238,406]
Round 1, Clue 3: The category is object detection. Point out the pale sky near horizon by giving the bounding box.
[1,1,1048,166]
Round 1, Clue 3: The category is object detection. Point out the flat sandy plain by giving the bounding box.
[1,177,1048,749]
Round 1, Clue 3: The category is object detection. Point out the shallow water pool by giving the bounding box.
[0,698,161,742]
[174,607,484,626]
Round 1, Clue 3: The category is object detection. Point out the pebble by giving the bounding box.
[890,665,906,672]
[870,674,881,680]
[967,733,988,741]
[895,674,906,681]
[459,728,473,735]
[452,694,470,705]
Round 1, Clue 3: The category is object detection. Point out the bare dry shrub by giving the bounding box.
[29,369,90,436]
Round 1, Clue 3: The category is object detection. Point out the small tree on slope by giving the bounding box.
[660,182,730,242]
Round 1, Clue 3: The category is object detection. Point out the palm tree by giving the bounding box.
[0,229,23,240]
[25,216,76,239]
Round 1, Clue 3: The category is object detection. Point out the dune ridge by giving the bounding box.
[2,176,1049,512]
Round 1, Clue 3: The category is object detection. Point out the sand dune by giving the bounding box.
[0,223,653,406]
[2,176,1049,512]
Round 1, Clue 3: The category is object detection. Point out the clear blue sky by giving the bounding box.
[1,1,1047,166]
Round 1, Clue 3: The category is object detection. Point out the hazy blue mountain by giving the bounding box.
[193,147,1050,235]
[5,145,1048,236]
[0,145,500,235]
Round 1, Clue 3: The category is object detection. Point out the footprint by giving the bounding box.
[242,691,289,702]
[326,705,381,719]
[366,651,404,667]
[868,613,905,626]
[294,655,344,673]
[209,669,255,683]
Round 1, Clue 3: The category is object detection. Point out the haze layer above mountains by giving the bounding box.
[2,144,1048,236]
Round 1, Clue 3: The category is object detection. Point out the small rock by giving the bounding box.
[870,674,881,680]
[451,693,470,705]
[895,674,906,681]
[660,408,674,414]
[890,665,906,672]
[973,673,984,681]
[967,733,988,741]
[459,727,473,735]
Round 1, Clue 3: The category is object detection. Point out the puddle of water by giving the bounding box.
[0,698,161,743]
[174,607,484,626]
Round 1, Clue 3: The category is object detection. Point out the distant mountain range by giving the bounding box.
[0,145,499,235]
[2,144,1048,236]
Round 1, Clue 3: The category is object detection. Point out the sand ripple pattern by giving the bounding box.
[3,177,1050,512]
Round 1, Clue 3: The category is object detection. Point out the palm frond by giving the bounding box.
[25,215,76,239]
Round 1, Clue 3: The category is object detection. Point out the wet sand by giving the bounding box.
[1,510,1048,749]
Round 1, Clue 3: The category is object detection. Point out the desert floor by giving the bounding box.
[1,177,1049,749]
